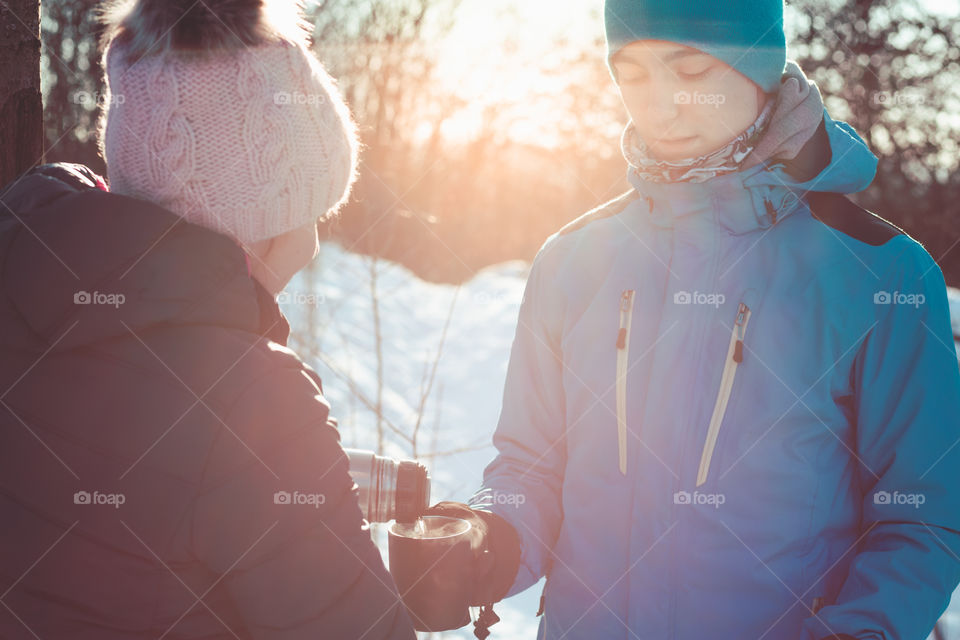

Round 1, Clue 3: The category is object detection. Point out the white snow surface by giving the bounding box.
[282,242,542,639]
[281,244,960,639]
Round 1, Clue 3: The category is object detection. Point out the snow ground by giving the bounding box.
[282,242,543,639]
[281,243,960,639]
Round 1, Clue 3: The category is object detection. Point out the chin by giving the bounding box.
[652,148,697,162]
[652,139,723,162]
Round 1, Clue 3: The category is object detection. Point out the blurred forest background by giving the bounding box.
[37,0,960,285]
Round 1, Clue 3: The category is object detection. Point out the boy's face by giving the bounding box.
[612,40,767,161]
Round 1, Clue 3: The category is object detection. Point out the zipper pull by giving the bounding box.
[733,302,749,363]
[616,328,628,349]
[616,290,635,476]
[616,290,633,349]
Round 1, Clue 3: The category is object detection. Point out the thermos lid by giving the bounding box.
[395,460,430,522]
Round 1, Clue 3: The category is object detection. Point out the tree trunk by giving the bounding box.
[0,0,43,188]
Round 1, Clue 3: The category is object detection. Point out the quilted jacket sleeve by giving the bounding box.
[191,361,415,640]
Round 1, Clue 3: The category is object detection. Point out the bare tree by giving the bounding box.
[32,0,960,284]
[0,0,43,186]
[40,0,106,171]
[788,0,960,281]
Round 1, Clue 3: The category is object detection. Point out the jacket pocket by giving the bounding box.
[616,290,636,476]
[696,300,752,487]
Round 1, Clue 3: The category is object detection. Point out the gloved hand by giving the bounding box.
[422,501,521,606]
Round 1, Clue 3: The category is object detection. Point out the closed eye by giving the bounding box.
[615,64,648,83]
[678,66,714,80]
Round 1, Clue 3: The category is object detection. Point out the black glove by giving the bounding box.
[421,501,521,638]
[422,501,521,606]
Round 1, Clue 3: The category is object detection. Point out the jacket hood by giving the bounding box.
[0,164,289,352]
[627,109,879,235]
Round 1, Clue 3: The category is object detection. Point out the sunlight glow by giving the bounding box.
[431,0,605,146]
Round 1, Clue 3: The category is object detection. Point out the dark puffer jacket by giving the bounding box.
[0,163,414,640]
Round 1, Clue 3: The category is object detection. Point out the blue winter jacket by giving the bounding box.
[470,111,960,640]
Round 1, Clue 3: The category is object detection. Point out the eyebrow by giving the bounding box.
[615,48,708,66]
[663,49,707,62]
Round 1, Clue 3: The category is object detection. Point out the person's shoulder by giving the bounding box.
[806,191,905,247]
[223,338,324,404]
[0,163,107,219]
[804,191,942,276]
[801,191,946,293]
[555,190,640,240]
[535,190,640,266]
[528,189,640,275]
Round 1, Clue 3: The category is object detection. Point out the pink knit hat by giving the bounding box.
[98,0,358,246]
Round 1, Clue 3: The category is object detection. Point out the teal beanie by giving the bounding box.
[604,0,787,93]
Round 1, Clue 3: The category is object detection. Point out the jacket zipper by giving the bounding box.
[695,301,751,487]
[616,290,636,476]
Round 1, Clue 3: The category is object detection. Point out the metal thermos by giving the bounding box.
[344,448,431,523]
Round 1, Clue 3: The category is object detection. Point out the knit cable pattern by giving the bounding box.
[102,40,356,246]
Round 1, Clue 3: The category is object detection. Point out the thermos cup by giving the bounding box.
[344,448,431,523]
[388,515,475,631]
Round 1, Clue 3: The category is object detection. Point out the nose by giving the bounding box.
[646,87,682,132]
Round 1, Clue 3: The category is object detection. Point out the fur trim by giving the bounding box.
[98,0,310,60]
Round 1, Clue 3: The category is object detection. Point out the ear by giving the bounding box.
[245,235,276,262]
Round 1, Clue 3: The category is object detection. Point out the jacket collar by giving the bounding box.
[1,174,290,351]
[626,110,878,236]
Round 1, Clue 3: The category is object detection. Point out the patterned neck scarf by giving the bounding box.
[621,97,776,184]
